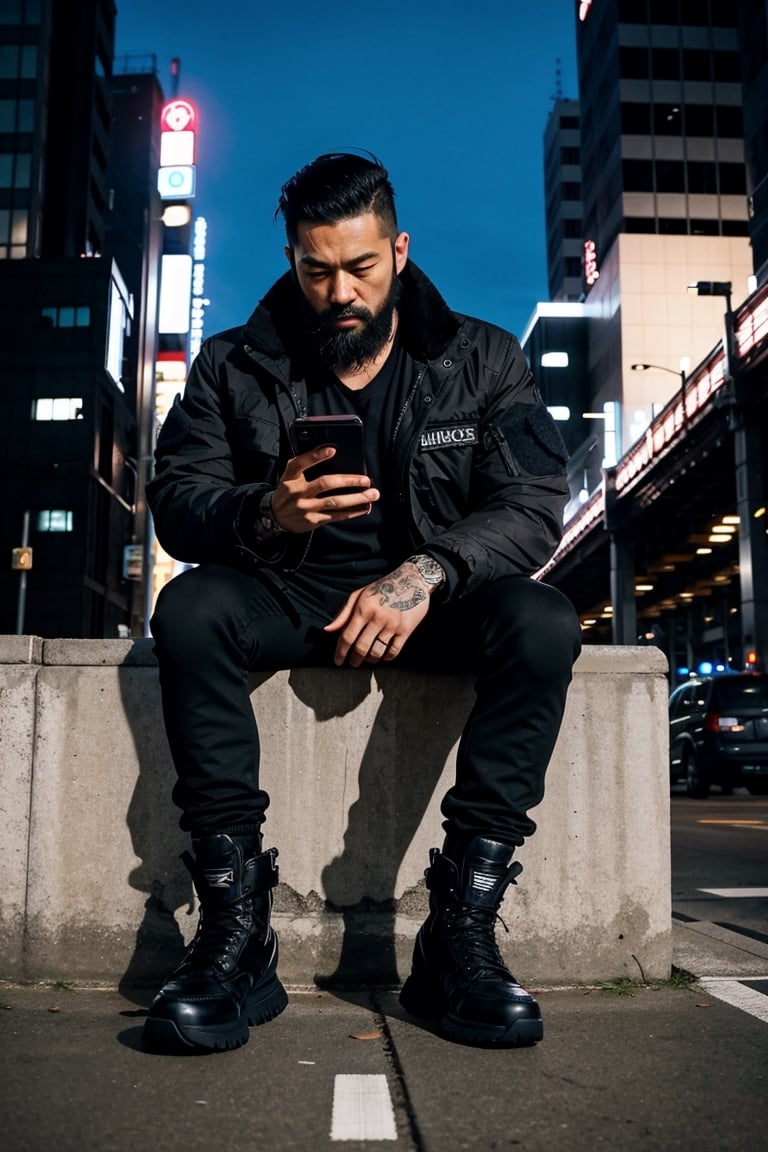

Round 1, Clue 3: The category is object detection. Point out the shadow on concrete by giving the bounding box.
[117,655,191,1002]
[289,666,465,989]
[116,650,466,1001]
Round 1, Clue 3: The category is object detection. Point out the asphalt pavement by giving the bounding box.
[2,917,767,1152]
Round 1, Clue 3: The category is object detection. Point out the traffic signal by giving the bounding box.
[11,546,33,570]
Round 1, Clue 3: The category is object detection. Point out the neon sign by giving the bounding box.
[161,100,196,133]
[584,239,600,286]
[158,99,198,201]
[189,216,208,360]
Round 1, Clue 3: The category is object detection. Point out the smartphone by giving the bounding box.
[290,415,367,488]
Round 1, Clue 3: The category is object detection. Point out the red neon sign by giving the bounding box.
[161,99,197,133]
[584,239,600,286]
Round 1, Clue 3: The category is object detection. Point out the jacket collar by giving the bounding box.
[241,260,460,364]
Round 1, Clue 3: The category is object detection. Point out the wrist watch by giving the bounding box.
[407,553,446,588]
[256,491,285,538]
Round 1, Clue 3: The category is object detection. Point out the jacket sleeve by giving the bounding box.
[146,339,271,563]
[421,334,569,599]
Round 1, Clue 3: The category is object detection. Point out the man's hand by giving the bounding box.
[324,560,438,667]
[270,446,379,534]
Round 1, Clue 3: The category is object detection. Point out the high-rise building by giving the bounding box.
[0,2,164,637]
[576,0,753,456]
[739,0,768,282]
[534,1,768,672]
[544,98,583,302]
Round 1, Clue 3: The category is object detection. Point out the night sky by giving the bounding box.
[115,0,579,342]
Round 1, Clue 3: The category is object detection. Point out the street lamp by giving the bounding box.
[631,361,688,428]
[687,280,735,384]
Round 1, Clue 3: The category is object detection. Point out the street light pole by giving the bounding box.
[690,280,768,669]
[630,362,688,428]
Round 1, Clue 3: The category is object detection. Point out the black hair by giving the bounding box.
[275,152,398,245]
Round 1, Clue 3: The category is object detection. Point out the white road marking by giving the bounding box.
[331,1074,397,1142]
[697,887,768,897]
[698,977,768,1024]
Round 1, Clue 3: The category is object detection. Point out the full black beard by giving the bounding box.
[301,274,401,371]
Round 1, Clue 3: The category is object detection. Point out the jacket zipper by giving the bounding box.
[487,422,521,476]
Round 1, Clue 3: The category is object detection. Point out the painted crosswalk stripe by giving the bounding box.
[331,1074,397,1141]
[697,887,768,898]
[698,978,768,1024]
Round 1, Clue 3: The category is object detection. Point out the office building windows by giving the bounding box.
[0,98,34,132]
[652,48,681,80]
[0,206,28,258]
[688,162,718,195]
[40,305,91,327]
[33,397,83,421]
[621,103,651,134]
[623,160,653,192]
[656,160,685,193]
[682,49,711,81]
[37,510,74,533]
[716,106,744,137]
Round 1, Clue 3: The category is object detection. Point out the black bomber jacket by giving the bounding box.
[146,261,570,602]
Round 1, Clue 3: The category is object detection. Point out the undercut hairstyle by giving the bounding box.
[276,152,398,246]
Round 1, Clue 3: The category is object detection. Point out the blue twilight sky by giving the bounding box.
[115,0,579,342]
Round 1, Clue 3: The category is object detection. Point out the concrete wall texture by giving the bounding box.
[0,636,671,989]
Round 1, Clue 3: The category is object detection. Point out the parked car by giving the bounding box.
[669,673,768,797]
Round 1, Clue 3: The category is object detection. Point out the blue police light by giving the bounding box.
[697,661,713,675]
[677,667,690,678]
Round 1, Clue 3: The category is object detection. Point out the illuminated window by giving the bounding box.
[40,305,91,327]
[106,267,133,389]
[33,397,83,421]
[37,510,73,533]
[541,352,569,368]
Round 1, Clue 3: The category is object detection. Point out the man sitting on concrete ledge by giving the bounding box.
[144,151,582,1054]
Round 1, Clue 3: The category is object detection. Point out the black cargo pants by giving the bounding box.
[150,562,582,847]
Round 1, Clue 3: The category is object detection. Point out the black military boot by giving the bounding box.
[142,832,287,1053]
[399,836,542,1047]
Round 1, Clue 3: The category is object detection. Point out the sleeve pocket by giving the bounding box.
[499,403,568,476]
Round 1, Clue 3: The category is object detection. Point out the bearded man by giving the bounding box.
[144,152,581,1054]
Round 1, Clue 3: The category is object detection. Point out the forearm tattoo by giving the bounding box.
[367,567,428,612]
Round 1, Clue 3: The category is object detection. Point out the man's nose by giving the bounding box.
[329,271,356,306]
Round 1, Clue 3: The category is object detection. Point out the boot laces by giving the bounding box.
[182,901,252,971]
[446,904,512,978]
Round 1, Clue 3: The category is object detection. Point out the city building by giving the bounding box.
[534,0,768,678]
[543,97,583,303]
[740,0,768,282]
[0,0,141,637]
[0,3,194,638]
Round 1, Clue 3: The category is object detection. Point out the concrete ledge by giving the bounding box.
[0,638,671,989]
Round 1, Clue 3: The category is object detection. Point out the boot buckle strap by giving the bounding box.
[243,846,280,895]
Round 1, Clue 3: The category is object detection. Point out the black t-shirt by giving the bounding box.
[299,336,412,589]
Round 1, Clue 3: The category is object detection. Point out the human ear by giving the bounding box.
[394,232,409,274]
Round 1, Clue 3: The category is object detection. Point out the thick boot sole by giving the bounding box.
[142,975,288,1054]
[400,975,542,1048]
[441,1011,543,1048]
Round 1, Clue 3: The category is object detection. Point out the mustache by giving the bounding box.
[315,304,373,325]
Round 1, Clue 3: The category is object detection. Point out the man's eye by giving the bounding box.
[305,270,328,280]
[354,265,375,276]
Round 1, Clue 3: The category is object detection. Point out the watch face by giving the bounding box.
[412,555,444,584]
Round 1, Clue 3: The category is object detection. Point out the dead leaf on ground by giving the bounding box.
[349,1029,383,1041]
